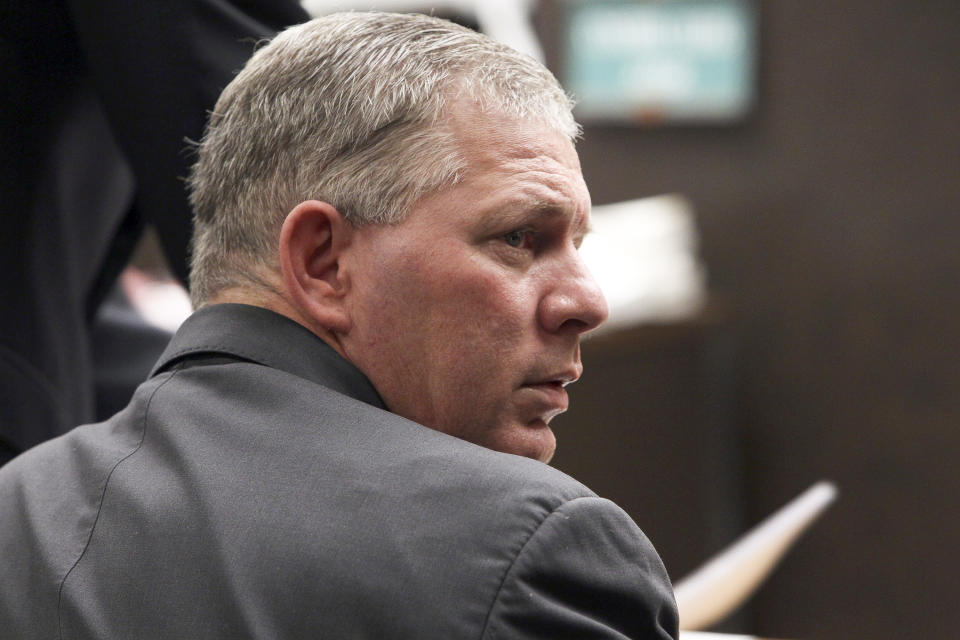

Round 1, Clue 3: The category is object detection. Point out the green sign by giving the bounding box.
[564,0,756,123]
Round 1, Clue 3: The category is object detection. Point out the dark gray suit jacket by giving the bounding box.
[0,304,678,639]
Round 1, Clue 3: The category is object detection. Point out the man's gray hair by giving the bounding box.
[187,11,579,306]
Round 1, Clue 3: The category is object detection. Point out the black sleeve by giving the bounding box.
[64,0,310,284]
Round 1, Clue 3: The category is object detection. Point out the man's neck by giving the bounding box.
[204,288,351,364]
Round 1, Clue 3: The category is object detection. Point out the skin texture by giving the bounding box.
[329,105,609,463]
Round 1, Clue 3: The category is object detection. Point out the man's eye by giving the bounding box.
[503,229,529,248]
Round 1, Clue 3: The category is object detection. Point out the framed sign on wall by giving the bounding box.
[563,0,757,125]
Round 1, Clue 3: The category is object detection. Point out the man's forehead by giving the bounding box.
[404,98,592,231]
[450,118,585,190]
[445,96,576,153]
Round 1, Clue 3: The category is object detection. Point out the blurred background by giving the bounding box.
[538,2,959,639]
[120,1,960,637]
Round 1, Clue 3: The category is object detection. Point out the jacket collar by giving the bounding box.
[150,303,385,410]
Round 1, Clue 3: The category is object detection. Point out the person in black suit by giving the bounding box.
[0,0,308,465]
[0,12,679,638]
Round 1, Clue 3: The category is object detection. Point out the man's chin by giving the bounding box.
[487,420,556,464]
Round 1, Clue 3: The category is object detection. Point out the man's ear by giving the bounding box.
[278,200,353,333]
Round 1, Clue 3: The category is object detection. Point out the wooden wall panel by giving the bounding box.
[541,2,960,638]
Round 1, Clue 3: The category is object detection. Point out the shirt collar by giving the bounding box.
[150,303,385,409]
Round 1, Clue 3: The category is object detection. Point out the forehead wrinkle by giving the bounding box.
[451,114,581,176]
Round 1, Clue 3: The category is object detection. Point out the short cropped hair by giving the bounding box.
[187,11,579,306]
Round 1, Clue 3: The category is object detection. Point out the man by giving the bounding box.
[0,12,678,639]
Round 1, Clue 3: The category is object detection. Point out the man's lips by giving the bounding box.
[518,380,572,421]
[525,363,582,388]
[517,362,582,420]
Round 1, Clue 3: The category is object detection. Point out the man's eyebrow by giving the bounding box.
[526,200,594,240]
[478,198,591,235]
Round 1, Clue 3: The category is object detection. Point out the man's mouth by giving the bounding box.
[518,381,571,421]
[527,363,582,388]
[517,361,582,420]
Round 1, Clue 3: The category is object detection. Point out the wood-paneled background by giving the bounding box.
[543,3,960,638]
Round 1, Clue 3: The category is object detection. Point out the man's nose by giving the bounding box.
[538,253,609,335]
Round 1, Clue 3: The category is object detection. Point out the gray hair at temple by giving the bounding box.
[187,11,580,306]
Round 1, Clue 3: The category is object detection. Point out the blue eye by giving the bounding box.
[503,229,527,248]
